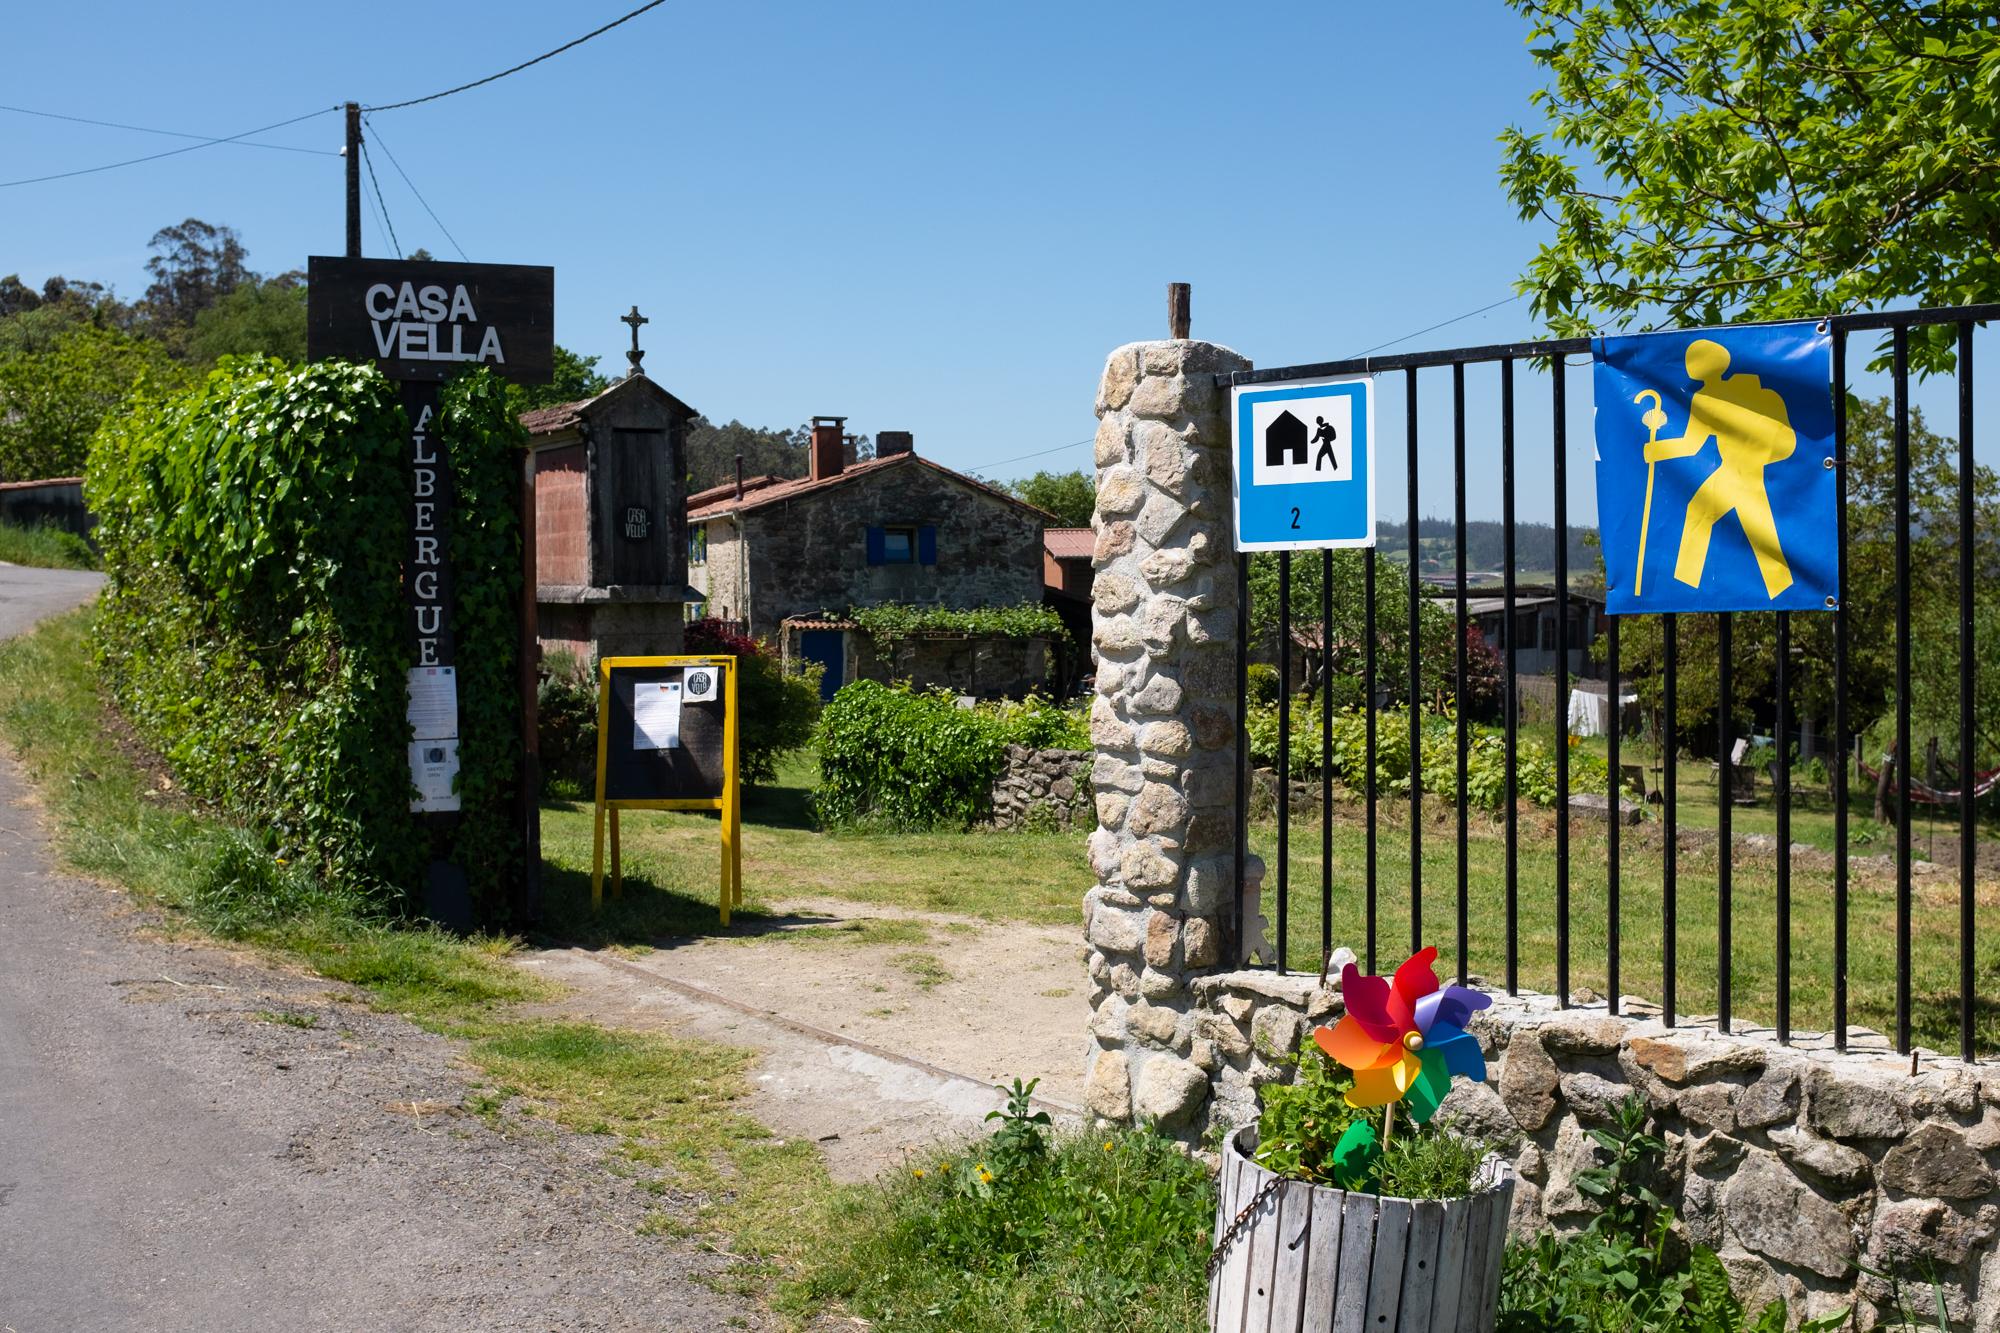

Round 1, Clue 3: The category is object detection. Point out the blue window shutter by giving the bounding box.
[918,525,937,565]
[866,526,886,565]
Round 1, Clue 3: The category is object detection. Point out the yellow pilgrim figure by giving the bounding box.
[1640,338,1796,599]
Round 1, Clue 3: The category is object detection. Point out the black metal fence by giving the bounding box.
[1220,303,1995,1063]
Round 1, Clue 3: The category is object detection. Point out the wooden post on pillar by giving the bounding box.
[1168,282,1191,340]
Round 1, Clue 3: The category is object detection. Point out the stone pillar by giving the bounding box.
[1082,338,1251,1133]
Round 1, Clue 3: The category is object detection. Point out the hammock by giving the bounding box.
[1857,754,2000,806]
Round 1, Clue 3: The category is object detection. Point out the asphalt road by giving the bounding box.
[0,564,767,1332]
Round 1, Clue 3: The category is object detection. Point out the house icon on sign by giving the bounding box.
[1265,410,1307,467]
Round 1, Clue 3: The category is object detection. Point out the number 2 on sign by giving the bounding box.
[1290,507,1301,530]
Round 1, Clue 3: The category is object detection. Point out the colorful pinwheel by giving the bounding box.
[1312,946,1493,1126]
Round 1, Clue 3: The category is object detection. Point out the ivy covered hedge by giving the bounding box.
[87,357,525,913]
[813,680,1087,829]
[1246,700,1609,812]
[845,600,1070,646]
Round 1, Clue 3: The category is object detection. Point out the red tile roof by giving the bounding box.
[519,374,699,437]
[686,452,1058,524]
[1043,527,1094,560]
[518,398,590,435]
[685,474,785,510]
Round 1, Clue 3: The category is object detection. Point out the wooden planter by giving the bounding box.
[1209,1127,1515,1333]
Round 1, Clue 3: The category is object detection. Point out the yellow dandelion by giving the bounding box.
[1103,1141,1114,1151]
[938,1162,950,1172]
[912,1168,925,1179]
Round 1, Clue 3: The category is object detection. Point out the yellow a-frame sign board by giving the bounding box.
[591,654,742,923]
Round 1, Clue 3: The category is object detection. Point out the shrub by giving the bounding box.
[1245,662,1280,705]
[89,356,525,915]
[0,519,95,570]
[801,1078,1214,1333]
[813,681,1084,829]
[1247,700,1609,813]
[684,617,820,784]
[536,649,596,796]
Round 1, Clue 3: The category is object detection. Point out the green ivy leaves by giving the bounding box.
[86,357,526,917]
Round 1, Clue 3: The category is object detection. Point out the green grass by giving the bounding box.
[1570,730,2000,854]
[796,1124,1215,1333]
[1251,792,1999,1054]
[534,749,1091,947]
[0,519,96,570]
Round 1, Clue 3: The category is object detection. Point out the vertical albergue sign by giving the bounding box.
[306,258,553,815]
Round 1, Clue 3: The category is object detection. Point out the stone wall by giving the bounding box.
[1176,972,2000,1328]
[853,632,1053,700]
[986,744,1090,830]
[1081,338,1252,1134]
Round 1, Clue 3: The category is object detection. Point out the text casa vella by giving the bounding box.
[364,280,511,365]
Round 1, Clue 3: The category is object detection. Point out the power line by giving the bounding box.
[0,105,338,189]
[1345,294,1523,359]
[969,437,1094,473]
[362,0,670,112]
[363,116,468,261]
[0,103,338,156]
[359,140,401,258]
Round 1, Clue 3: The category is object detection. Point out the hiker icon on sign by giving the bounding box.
[1593,322,1836,615]
[1312,417,1339,473]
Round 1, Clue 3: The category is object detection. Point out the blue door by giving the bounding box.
[801,630,845,701]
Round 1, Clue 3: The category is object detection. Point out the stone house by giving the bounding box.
[522,371,697,666]
[685,418,1055,698]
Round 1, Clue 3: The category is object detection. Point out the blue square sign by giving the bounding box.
[1230,377,1376,551]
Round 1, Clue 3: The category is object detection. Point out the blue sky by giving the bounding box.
[4,2,1987,526]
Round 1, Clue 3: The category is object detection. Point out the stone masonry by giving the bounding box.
[1082,338,1251,1134]
[985,744,1090,831]
[1079,334,1999,1327]
[1183,974,2000,1329]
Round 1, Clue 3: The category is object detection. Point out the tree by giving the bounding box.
[683,417,809,492]
[0,278,132,358]
[189,275,306,365]
[0,275,41,319]
[1501,2,2000,371]
[0,326,184,480]
[1003,469,1095,526]
[1244,550,1465,713]
[142,219,250,335]
[506,345,610,414]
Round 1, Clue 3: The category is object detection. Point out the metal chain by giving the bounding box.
[1206,1175,1283,1280]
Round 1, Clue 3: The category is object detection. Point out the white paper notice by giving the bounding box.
[632,680,683,751]
[408,739,461,812]
[407,666,459,742]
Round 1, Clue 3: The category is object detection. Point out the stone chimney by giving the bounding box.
[810,416,846,482]
[877,430,914,457]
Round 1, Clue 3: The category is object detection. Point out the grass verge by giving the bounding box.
[0,609,834,1308]
[0,519,96,570]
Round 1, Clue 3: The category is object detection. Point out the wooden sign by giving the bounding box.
[306,257,555,383]
[306,255,555,925]
[592,656,742,922]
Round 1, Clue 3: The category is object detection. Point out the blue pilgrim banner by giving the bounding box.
[1594,321,1836,615]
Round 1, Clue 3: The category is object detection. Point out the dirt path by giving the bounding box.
[0,567,769,1332]
[518,894,1089,1182]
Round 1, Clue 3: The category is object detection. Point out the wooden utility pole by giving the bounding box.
[344,103,362,258]
[1168,282,1191,339]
